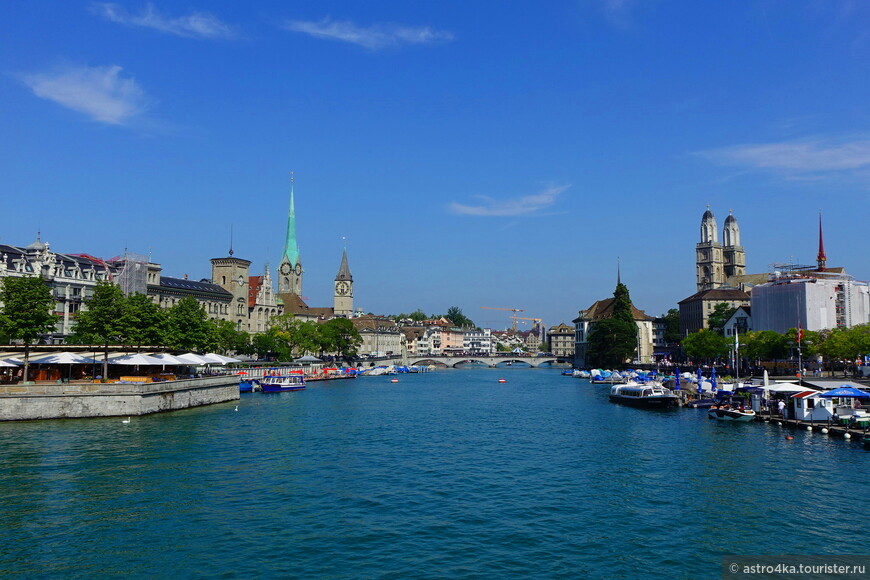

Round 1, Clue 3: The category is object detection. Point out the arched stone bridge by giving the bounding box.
[407,355,573,369]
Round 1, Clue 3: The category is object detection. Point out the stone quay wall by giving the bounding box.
[0,376,240,421]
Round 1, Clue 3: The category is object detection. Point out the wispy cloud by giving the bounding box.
[449,185,569,217]
[92,2,235,39]
[698,137,870,173]
[22,65,151,125]
[282,18,453,50]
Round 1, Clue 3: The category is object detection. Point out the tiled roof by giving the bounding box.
[678,288,750,305]
[279,291,335,319]
[248,276,263,308]
[160,276,232,296]
[580,297,653,321]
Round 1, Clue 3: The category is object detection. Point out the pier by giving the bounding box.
[753,410,870,441]
[0,375,239,421]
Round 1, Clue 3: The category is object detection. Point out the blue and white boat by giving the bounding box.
[239,378,259,393]
[260,374,306,392]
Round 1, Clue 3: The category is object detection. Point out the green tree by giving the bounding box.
[445,306,474,328]
[319,318,362,359]
[818,324,870,375]
[210,319,249,354]
[752,330,790,372]
[73,280,127,379]
[586,282,638,367]
[120,293,170,349]
[784,327,821,359]
[682,329,729,361]
[409,309,427,322]
[0,275,57,382]
[167,297,213,352]
[269,314,315,360]
[662,308,681,344]
[707,302,737,335]
[251,330,279,360]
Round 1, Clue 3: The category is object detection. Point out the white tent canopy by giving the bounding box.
[0,359,20,368]
[30,352,99,365]
[175,353,210,365]
[109,353,167,366]
[764,382,819,393]
[202,353,241,364]
[149,353,186,365]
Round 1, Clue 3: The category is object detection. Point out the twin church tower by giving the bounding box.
[277,175,354,318]
[695,207,746,291]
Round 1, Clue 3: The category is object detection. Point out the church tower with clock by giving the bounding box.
[333,247,353,317]
[278,175,303,296]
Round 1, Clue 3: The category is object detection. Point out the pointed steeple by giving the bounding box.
[817,211,827,272]
[283,172,300,267]
[617,257,621,285]
[336,246,352,282]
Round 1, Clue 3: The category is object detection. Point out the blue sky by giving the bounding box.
[3,1,870,330]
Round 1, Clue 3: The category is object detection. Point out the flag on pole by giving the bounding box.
[798,322,804,344]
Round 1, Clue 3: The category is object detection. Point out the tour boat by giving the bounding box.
[608,382,679,408]
[260,375,306,392]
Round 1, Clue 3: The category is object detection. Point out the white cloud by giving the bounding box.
[699,138,870,173]
[23,65,150,125]
[449,185,569,217]
[282,18,453,50]
[92,2,234,39]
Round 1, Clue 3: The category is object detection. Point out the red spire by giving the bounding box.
[817,212,827,272]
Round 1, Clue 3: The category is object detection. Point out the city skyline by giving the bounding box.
[3,1,870,328]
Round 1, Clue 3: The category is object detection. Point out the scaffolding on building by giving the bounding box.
[110,252,149,296]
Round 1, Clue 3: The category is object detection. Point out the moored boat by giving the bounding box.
[239,378,260,393]
[260,374,306,392]
[609,383,679,408]
[707,405,755,421]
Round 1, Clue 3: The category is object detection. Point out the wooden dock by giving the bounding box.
[753,409,870,443]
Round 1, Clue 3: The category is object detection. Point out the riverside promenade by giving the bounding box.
[0,375,239,421]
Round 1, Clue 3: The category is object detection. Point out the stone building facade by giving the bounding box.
[548,323,575,357]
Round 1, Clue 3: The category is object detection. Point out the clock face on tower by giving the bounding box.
[280,263,291,275]
[295,263,302,275]
[336,281,348,296]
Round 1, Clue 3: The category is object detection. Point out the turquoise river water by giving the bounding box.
[1,369,868,578]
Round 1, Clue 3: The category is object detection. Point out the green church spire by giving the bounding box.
[283,173,300,267]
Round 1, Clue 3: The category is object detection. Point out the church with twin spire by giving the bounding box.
[276,175,355,321]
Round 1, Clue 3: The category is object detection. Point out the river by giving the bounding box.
[1,369,867,578]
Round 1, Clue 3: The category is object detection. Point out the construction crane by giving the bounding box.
[480,306,524,332]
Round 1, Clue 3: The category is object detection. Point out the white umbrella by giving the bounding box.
[204,353,241,364]
[109,353,166,365]
[0,359,20,368]
[175,353,209,365]
[763,369,769,387]
[150,353,185,365]
[30,352,99,365]
[766,382,818,393]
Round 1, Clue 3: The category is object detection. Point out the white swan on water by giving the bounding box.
[122,417,130,424]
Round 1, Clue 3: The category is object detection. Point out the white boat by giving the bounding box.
[608,383,678,408]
